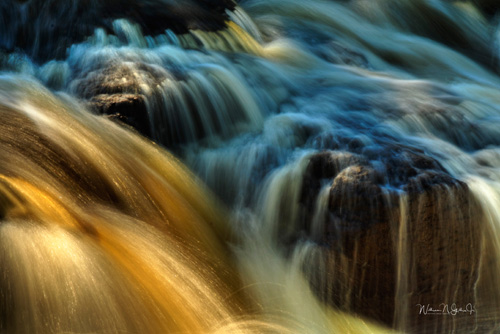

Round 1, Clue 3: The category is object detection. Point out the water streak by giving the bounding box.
[2,0,500,333]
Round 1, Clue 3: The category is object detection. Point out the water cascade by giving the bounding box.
[1,0,500,333]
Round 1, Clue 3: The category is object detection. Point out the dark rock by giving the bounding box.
[400,179,481,333]
[73,59,258,148]
[72,62,166,99]
[328,165,388,228]
[75,66,142,98]
[299,149,483,333]
[88,94,151,137]
[0,0,236,62]
[72,62,166,138]
[300,151,367,212]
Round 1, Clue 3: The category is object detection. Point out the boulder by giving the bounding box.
[72,62,166,99]
[73,62,165,139]
[300,149,483,333]
[88,94,150,137]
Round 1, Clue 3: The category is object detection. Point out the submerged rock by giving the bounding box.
[300,149,482,333]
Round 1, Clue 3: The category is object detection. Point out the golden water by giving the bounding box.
[0,77,395,333]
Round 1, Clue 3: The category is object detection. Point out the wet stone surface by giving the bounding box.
[299,149,482,332]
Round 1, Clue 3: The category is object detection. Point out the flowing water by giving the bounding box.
[2,0,500,333]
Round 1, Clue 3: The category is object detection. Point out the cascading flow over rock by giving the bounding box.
[2,0,500,333]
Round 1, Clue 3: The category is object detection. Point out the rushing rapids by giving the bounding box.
[2,0,500,333]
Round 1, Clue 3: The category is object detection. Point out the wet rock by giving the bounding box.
[400,177,480,333]
[72,62,166,138]
[0,0,236,62]
[73,59,259,148]
[300,149,482,333]
[88,94,151,137]
[72,62,166,99]
[328,165,387,226]
[300,151,367,212]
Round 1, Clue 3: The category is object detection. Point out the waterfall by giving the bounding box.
[2,0,500,333]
